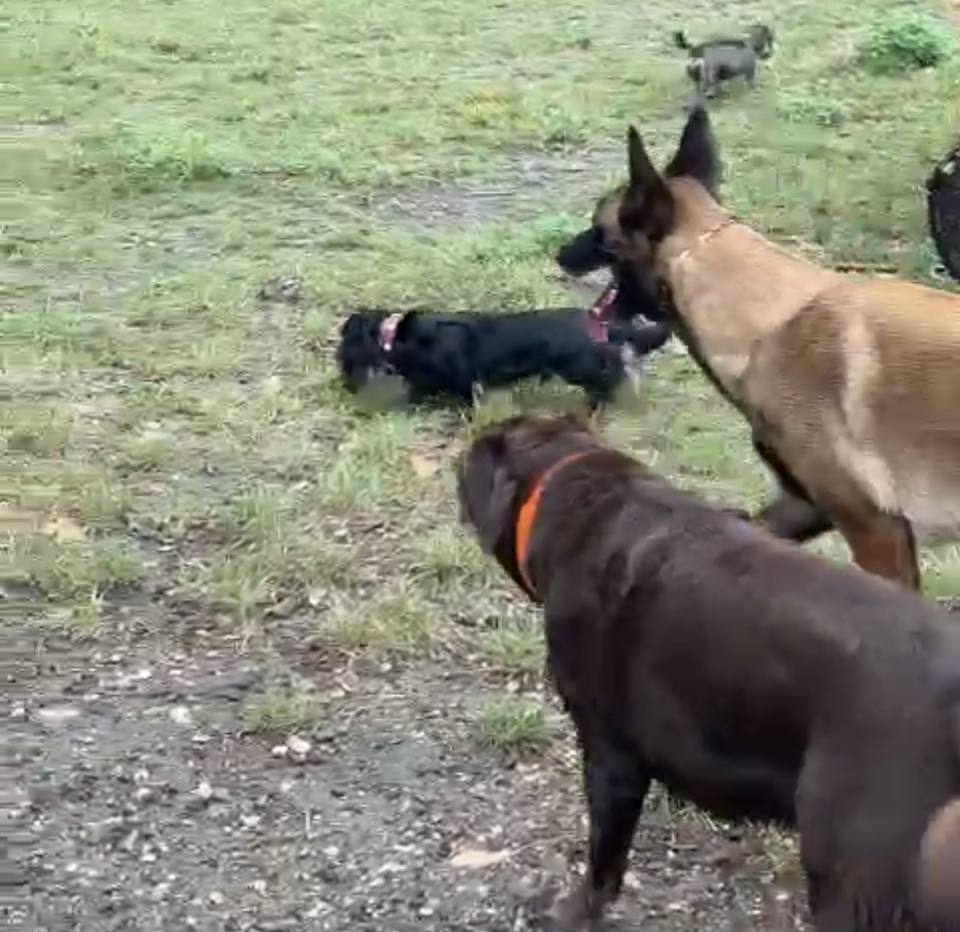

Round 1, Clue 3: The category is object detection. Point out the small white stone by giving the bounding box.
[286,735,311,758]
[169,705,193,726]
[35,706,81,726]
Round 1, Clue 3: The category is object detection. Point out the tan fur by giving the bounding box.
[601,169,960,588]
[658,181,840,392]
[742,278,960,545]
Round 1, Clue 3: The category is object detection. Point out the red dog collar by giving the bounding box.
[584,283,618,343]
[379,313,403,353]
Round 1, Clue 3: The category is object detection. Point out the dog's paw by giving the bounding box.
[524,881,616,932]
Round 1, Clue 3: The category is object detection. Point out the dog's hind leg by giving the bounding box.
[541,718,650,931]
[700,61,720,98]
[755,434,921,589]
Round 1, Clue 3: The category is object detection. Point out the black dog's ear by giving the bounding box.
[665,104,721,196]
[627,126,660,190]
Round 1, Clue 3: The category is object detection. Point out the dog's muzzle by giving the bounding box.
[556,228,610,276]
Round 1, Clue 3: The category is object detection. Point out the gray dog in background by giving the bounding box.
[674,23,774,97]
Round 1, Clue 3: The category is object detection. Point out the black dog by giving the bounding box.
[674,23,774,97]
[336,269,672,411]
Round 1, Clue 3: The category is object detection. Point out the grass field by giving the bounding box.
[6,0,960,925]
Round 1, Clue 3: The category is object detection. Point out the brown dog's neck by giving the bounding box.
[655,180,837,395]
[512,450,600,600]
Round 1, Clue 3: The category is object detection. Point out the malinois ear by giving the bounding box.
[664,104,721,197]
[620,125,674,241]
[627,126,660,190]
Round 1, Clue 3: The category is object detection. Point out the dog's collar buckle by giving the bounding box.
[379,313,403,353]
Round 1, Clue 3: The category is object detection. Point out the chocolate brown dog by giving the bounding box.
[457,412,960,932]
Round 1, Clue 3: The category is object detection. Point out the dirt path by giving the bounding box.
[10,617,810,932]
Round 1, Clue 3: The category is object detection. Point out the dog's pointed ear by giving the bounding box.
[665,103,721,196]
[621,125,673,238]
[627,126,660,190]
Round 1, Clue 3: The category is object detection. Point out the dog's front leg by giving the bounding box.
[752,490,834,544]
[539,719,650,931]
[750,436,834,543]
[700,63,718,98]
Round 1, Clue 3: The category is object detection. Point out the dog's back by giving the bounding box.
[554,468,953,734]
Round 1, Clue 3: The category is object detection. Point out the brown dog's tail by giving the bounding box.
[918,799,960,924]
[673,29,691,50]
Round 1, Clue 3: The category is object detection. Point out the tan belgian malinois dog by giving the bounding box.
[555,103,960,592]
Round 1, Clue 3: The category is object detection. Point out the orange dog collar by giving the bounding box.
[514,450,596,598]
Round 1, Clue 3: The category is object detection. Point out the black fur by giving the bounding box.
[927,144,960,283]
[336,288,672,411]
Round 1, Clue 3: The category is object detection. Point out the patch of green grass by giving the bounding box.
[479,622,545,677]
[777,93,848,128]
[922,548,960,598]
[8,534,146,606]
[74,122,237,195]
[476,697,552,753]
[410,525,500,592]
[469,214,583,264]
[858,9,956,75]
[320,585,436,655]
[240,684,322,734]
